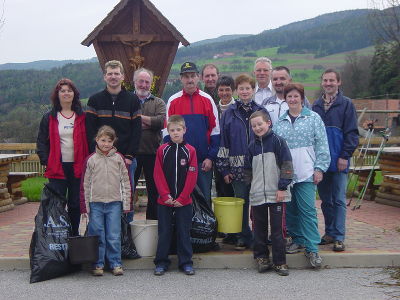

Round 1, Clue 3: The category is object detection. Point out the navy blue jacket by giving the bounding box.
[216,100,266,181]
[312,91,359,173]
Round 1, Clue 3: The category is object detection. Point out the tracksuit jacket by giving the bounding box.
[312,91,359,173]
[86,88,142,159]
[163,88,220,163]
[153,141,198,206]
[247,129,294,206]
[36,107,89,179]
[275,107,331,183]
[216,100,266,182]
[80,146,131,213]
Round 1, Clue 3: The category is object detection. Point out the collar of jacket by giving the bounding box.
[182,88,200,97]
[168,140,187,146]
[255,128,273,143]
[95,145,117,157]
[280,106,312,121]
[315,90,345,109]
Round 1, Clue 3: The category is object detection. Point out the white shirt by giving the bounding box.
[254,82,273,106]
[57,112,75,162]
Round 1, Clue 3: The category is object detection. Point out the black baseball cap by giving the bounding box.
[180,62,199,74]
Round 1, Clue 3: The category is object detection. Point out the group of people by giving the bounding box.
[36,56,359,277]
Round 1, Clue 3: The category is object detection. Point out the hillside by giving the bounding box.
[0,58,98,71]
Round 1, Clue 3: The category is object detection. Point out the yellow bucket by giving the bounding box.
[212,197,244,233]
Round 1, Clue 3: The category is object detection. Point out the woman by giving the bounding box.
[216,74,265,250]
[275,83,330,269]
[37,78,89,236]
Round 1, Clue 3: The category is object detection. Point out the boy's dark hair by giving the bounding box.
[284,83,305,103]
[216,76,235,91]
[167,115,186,129]
[321,68,341,82]
[96,125,117,142]
[250,110,271,123]
[235,74,255,90]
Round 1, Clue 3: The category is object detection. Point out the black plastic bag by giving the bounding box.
[190,186,218,253]
[29,184,74,283]
[121,213,141,259]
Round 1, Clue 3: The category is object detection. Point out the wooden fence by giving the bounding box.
[1,137,400,175]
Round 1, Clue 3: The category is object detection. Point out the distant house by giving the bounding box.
[213,52,235,59]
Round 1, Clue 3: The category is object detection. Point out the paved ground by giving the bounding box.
[1,199,399,258]
[1,268,399,300]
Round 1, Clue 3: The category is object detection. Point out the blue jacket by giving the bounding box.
[247,129,293,205]
[276,107,331,183]
[216,100,266,182]
[312,91,359,173]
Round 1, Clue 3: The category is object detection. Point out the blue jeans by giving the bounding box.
[287,182,320,253]
[231,180,253,246]
[154,204,193,269]
[317,172,348,242]
[88,201,122,269]
[197,163,212,206]
[126,158,137,223]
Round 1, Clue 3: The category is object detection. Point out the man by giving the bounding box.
[263,66,311,124]
[86,60,142,217]
[164,62,220,205]
[254,57,273,106]
[201,63,220,105]
[133,68,166,220]
[312,69,358,252]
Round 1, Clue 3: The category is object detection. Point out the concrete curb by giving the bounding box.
[2,251,400,271]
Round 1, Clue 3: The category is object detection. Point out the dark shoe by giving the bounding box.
[154,266,166,276]
[222,235,237,245]
[319,235,334,245]
[255,257,273,273]
[305,251,322,269]
[182,265,195,275]
[234,240,247,251]
[273,264,289,276]
[333,240,345,252]
[286,242,305,254]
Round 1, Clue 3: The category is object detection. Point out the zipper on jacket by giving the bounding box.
[190,94,194,114]
[260,140,267,201]
[175,143,178,198]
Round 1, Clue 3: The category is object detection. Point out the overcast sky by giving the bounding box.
[0,0,373,64]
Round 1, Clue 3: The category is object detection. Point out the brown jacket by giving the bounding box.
[80,146,131,213]
[138,95,166,154]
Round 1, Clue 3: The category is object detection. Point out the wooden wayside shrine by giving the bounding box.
[81,0,189,96]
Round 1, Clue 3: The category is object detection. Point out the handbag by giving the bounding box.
[67,217,99,265]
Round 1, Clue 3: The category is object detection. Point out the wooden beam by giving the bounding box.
[97,34,173,43]
[132,0,140,34]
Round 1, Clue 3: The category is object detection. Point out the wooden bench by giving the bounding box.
[7,172,39,205]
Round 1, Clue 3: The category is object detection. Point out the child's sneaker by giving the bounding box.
[255,257,272,273]
[273,264,289,276]
[92,267,104,276]
[154,266,166,276]
[112,266,124,276]
[181,265,195,275]
[305,251,322,269]
[286,242,304,254]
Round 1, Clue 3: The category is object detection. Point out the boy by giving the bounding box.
[153,115,198,276]
[247,110,293,276]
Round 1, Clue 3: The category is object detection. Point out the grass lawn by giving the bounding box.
[21,177,48,202]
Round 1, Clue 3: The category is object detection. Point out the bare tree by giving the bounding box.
[368,0,400,47]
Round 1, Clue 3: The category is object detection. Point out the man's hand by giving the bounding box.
[201,158,213,172]
[173,200,183,207]
[276,190,286,202]
[224,173,234,184]
[125,158,132,165]
[164,195,174,206]
[313,170,323,185]
[337,158,348,172]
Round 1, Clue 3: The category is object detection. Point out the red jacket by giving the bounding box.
[37,111,89,179]
[153,141,198,206]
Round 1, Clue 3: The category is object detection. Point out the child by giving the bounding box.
[247,111,293,276]
[153,115,198,276]
[80,125,131,276]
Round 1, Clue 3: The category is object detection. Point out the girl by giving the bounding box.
[80,125,131,276]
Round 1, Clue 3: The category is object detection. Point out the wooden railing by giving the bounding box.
[0,143,44,175]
